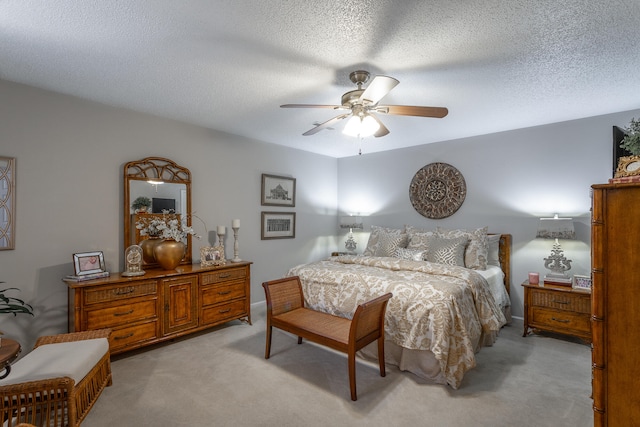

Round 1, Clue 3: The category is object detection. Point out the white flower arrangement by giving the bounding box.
[136,210,199,242]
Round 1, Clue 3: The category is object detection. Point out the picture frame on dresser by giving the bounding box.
[261,173,296,207]
[73,251,106,275]
[200,246,225,267]
[572,274,592,292]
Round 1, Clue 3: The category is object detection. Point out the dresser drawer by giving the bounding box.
[201,281,245,306]
[86,299,158,329]
[201,299,247,325]
[532,307,591,334]
[110,321,159,353]
[530,288,590,314]
[84,281,158,305]
[200,267,246,285]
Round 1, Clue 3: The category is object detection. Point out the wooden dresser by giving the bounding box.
[522,281,591,342]
[591,183,640,426]
[65,262,251,355]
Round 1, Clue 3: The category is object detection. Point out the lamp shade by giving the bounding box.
[536,215,575,240]
[342,115,380,138]
[339,216,364,230]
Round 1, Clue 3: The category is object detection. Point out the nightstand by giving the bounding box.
[522,281,591,342]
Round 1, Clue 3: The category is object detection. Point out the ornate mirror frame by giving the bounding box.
[124,157,192,267]
[0,157,16,250]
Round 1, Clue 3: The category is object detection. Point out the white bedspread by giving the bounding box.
[287,255,507,389]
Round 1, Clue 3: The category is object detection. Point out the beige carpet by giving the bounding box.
[83,305,592,426]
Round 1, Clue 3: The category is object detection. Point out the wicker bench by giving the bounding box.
[262,276,392,401]
[0,329,112,427]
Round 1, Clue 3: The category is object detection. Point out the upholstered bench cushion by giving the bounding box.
[0,338,109,386]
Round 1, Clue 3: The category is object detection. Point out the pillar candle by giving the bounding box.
[232,219,240,228]
[217,225,225,235]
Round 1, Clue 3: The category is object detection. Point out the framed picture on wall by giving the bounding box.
[261,212,296,239]
[261,174,296,207]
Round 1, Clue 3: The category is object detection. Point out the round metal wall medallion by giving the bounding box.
[409,163,466,219]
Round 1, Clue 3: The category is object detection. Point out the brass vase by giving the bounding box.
[153,240,186,270]
[140,237,161,264]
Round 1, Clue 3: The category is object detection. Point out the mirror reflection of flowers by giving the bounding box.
[136,210,200,242]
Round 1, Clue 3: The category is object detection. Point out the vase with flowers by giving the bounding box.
[136,210,199,269]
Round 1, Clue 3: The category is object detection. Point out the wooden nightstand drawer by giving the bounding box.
[530,288,590,314]
[531,307,591,334]
[200,267,247,285]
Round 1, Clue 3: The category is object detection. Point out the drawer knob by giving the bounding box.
[218,273,231,279]
[219,308,231,314]
[551,300,569,305]
[551,317,570,323]
[218,291,231,295]
[113,287,135,296]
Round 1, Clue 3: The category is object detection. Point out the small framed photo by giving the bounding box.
[572,275,592,292]
[73,251,106,275]
[200,246,225,266]
[261,174,296,207]
[261,212,296,240]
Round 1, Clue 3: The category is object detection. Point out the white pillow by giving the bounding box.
[436,226,488,270]
[363,226,408,257]
[424,236,468,267]
[487,234,501,267]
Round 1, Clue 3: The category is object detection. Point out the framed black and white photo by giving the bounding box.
[261,212,296,240]
[73,251,106,275]
[261,174,296,207]
[572,274,592,292]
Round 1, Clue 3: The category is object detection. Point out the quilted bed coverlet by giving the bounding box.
[287,255,507,388]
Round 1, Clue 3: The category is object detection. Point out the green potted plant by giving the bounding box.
[0,284,33,316]
[620,118,640,155]
[132,196,152,213]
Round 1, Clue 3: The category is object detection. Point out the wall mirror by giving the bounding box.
[0,157,15,250]
[124,157,192,267]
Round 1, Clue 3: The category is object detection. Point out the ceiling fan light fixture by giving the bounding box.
[342,114,380,138]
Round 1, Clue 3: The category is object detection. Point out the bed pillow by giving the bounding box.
[407,230,436,251]
[424,236,468,267]
[394,247,427,261]
[363,226,408,257]
[487,234,501,267]
[436,226,488,270]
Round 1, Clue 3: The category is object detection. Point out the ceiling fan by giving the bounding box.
[281,70,448,138]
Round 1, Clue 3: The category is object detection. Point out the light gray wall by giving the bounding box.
[338,108,640,317]
[0,80,338,349]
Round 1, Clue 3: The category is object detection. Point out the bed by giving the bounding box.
[286,226,511,389]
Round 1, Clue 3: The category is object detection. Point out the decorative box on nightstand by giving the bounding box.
[522,280,591,342]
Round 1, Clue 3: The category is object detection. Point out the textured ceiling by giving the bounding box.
[1,1,639,158]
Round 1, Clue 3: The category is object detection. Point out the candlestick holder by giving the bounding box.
[231,226,241,262]
[217,232,225,260]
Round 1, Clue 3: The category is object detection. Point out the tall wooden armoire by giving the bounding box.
[591,182,640,426]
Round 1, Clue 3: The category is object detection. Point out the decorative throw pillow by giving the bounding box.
[487,234,501,267]
[363,226,407,256]
[436,226,488,270]
[424,236,468,267]
[407,230,436,251]
[394,247,426,261]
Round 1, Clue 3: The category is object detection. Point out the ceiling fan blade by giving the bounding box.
[281,104,343,109]
[370,114,390,138]
[302,113,351,136]
[379,105,449,118]
[358,75,399,105]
